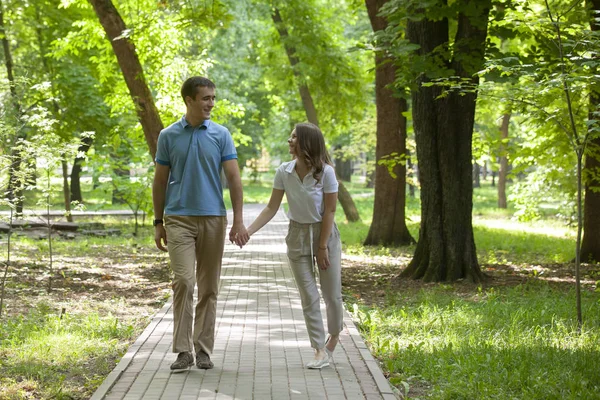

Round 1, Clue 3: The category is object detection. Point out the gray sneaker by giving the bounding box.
[196,350,214,369]
[170,352,194,372]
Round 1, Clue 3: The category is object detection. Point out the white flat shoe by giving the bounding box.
[306,355,330,369]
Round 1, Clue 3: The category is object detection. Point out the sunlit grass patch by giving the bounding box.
[474,221,575,264]
[0,303,140,400]
[349,282,600,399]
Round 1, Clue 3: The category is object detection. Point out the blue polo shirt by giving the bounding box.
[155,116,237,216]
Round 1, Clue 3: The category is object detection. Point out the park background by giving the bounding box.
[0,0,599,399]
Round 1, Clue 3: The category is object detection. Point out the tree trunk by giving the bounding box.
[1,0,25,215]
[61,158,73,222]
[581,0,600,262]
[337,181,360,222]
[365,154,375,188]
[407,150,416,197]
[401,2,490,282]
[497,113,510,209]
[88,0,163,159]
[363,0,414,246]
[473,163,481,188]
[70,135,94,203]
[335,156,352,182]
[271,6,360,222]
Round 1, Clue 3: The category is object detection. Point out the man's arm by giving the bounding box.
[153,163,170,252]
[223,159,249,247]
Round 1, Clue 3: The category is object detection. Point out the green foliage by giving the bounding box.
[88,129,153,223]
[378,0,494,92]
[267,0,373,134]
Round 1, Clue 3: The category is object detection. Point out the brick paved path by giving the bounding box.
[91,205,397,400]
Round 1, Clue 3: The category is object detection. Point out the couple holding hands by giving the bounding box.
[152,77,343,372]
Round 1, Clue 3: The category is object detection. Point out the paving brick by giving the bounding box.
[91,205,397,400]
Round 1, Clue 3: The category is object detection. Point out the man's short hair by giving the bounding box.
[181,76,216,103]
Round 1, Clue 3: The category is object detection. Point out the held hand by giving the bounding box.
[229,222,249,248]
[155,225,168,252]
[317,247,330,270]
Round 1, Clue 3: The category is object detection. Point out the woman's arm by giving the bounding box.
[317,191,337,269]
[247,189,285,236]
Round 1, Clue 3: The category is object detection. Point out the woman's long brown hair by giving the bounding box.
[294,122,333,183]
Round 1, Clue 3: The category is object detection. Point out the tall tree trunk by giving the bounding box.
[1,0,25,215]
[365,154,375,188]
[70,135,94,203]
[401,2,490,282]
[473,163,481,188]
[61,158,73,222]
[271,7,360,222]
[88,0,163,159]
[334,156,352,182]
[581,0,600,262]
[364,0,414,246]
[497,113,510,209]
[407,149,416,197]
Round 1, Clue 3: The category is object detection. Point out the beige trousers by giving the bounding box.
[164,215,227,355]
[286,220,343,349]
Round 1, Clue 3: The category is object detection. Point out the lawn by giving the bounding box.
[0,174,598,399]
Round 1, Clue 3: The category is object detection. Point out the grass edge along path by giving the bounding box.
[347,280,600,400]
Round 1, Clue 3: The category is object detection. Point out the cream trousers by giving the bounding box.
[164,215,226,355]
[286,220,343,349]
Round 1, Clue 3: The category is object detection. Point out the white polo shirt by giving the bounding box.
[273,160,338,224]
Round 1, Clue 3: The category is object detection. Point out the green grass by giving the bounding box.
[2,174,595,399]
[0,302,139,400]
[349,282,600,399]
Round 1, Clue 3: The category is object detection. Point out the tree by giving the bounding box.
[483,0,598,325]
[270,3,361,222]
[398,1,491,282]
[498,112,511,209]
[88,0,163,159]
[1,0,26,215]
[580,0,600,263]
[363,0,414,246]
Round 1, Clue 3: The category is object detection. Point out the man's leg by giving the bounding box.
[193,216,226,361]
[164,216,197,369]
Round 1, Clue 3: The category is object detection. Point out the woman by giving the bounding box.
[246,122,343,369]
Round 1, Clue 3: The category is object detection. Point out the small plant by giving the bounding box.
[20,105,83,292]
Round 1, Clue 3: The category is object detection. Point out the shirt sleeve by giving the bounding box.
[155,130,170,166]
[322,165,338,193]
[221,129,238,162]
[273,165,285,190]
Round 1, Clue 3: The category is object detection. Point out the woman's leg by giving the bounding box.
[317,224,343,352]
[286,224,326,350]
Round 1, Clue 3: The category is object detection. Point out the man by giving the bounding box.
[153,76,249,371]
